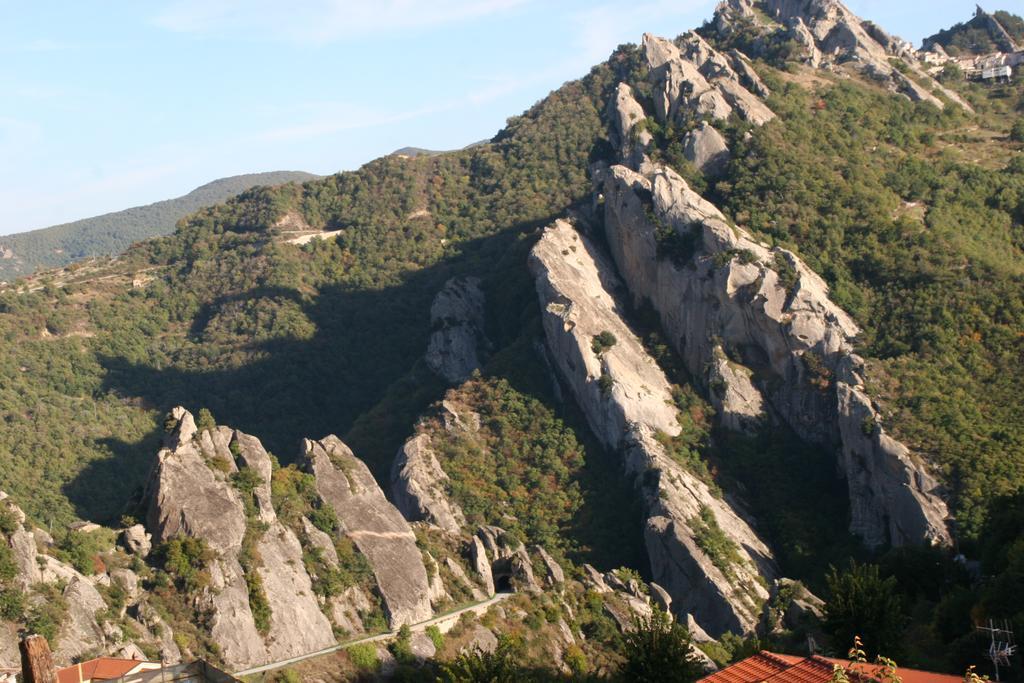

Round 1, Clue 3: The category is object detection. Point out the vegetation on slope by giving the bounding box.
[0,171,318,282]
[922,10,1024,56]
[0,61,617,529]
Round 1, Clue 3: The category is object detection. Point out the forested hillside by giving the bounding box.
[1,1,1024,678]
[0,171,317,282]
[922,9,1024,54]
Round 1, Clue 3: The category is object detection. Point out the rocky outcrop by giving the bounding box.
[529,219,681,446]
[712,0,969,110]
[146,409,337,669]
[534,546,565,587]
[146,408,247,555]
[0,493,117,667]
[683,122,730,177]
[390,434,466,533]
[303,435,433,627]
[56,577,108,662]
[469,536,495,597]
[599,159,951,548]
[609,83,653,166]
[119,524,151,558]
[425,277,488,383]
[529,220,775,636]
[642,32,775,126]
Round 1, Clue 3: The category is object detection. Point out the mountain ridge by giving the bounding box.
[0,170,319,282]
[0,1,1022,679]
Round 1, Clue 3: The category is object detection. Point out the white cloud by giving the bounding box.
[154,0,532,44]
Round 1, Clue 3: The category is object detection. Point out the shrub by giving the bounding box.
[426,624,444,651]
[1011,118,1024,143]
[347,642,380,672]
[390,624,414,664]
[690,506,742,578]
[591,330,618,355]
[825,561,906,659]
[195,408,217,431]
[619,609,705,683]
[156,536,214,593]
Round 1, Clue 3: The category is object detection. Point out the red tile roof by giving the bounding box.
[701,652,964,683]
[56,657,156,683]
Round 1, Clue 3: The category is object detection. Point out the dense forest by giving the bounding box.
[1,5,1024,678]
[0,171,317,282]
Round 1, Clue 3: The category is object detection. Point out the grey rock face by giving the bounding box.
[303,435,433,627]
[425,277,488,383]
[119,524,151,558]
[146,409,338,669]
[56,576,108,663]
[649,582,672,613]
[600,160,951,548]
[529,219,682,448]
[145,413,247,556]
[533,546,565,587]
[470,535,495,597]
[255,523,336,661]
[330,585,373,636]
[231,431,277,524]
[462,625,498,654]
[529,221,775,636]
[391,433,466,533]
[683,122,730,177]
[708,347,766,434]
[609,83,653,166]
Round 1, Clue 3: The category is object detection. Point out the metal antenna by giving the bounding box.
[976,619,1016,682]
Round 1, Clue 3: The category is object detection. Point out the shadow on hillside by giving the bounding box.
[63,426,164,526]
[82,221,555,492]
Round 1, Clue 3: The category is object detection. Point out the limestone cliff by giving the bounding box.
[529,219,774,636]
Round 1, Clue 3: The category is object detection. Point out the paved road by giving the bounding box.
[233,592,514,678]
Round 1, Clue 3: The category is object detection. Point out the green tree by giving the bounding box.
[592,330,618,355]
[1010,119,1024,143]
[617,609,705,683]
[438,635,526,683]
[825,562,906,658]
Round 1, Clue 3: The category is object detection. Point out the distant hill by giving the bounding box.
[0,170,318,281]
[389,140,490,158]
[922,7,1024,55]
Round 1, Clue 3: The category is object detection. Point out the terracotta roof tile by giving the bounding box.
[702,652,964,683]
[57,657,154,683]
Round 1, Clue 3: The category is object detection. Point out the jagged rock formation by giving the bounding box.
[390,433,466,534]
[425,276,488,383]
[599,158,950,547]
[712,0,970,109]
[303,435,434,627]
[683,122,730,177]
[595,30,951,547]
[529,219,775,636]
[146,409,335,669]
[642,32,775,127]
[0,493,126,666]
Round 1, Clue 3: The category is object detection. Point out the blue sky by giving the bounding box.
[0,0,991,234]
